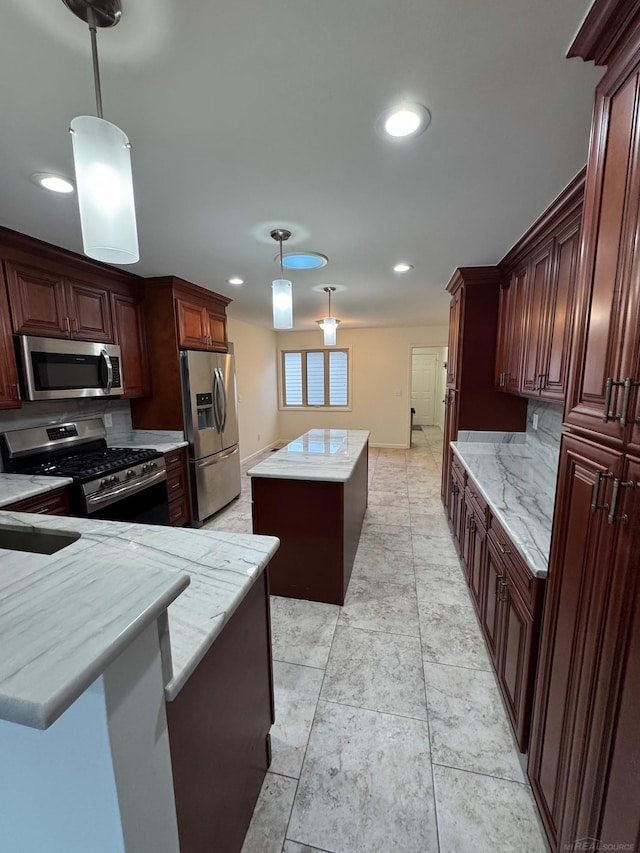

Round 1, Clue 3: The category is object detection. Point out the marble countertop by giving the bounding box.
[0,511,279,729]
[107,429,188,454]
[451,441,556,578]
[248,429,370,482]
[0,474,74,508]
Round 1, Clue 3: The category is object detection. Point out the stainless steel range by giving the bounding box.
[1,419,170,524]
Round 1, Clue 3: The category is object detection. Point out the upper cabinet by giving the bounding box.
[6,261,113,342]
[0,227,151,400]
[176,295,228,352]
[496,170,584,403]
[565,60,640,454]
[0,265,20,410]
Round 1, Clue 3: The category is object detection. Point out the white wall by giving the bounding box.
[277,326,448,447]
[227,317,279,462]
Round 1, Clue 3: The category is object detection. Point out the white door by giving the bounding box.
[412,352,438,426]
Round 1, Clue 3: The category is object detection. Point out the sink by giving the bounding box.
[0,524,80,555]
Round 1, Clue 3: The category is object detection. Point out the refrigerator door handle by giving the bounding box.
[212,369,222,433]
[218,367,228,433]
[194,445,239,468]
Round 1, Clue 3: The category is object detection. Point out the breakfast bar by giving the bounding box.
[248,428,369,605]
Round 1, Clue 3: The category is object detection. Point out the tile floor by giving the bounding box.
[203,427,548,853]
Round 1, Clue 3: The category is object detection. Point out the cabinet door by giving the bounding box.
[5,261,69,337]
[66,280,113,342]
[498,578,535,752]
[446,288,462,387]
[176,298,208,349]
[505,265,528,394]
[0,269,21,409]
[539,217,580,401]
[520,241,553,396]
[206,309,227,351]
[528,434,624,849]
[111,292,150,398]
[495,281,511,390]
[461,492,474,579]
[565,66,640,444]
[468,513,486,612]
[482,539,504,665]
[440,389,458,505]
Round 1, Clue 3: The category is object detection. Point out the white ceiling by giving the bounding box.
[0,0,602,330]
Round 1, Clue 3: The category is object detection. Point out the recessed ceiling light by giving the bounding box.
[378,104,431,139]
[393,262,414,273]
[227,277,244,286]
[31,173,75,194]
[279,252,328,270]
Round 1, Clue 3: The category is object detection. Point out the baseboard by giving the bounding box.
[370,443,410,450]
[240,441,282,466]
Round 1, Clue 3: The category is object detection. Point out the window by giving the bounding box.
[281,348,349,408]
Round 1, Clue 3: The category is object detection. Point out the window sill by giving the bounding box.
[279,406,352,413]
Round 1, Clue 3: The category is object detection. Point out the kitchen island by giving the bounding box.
[248,428,369,605]
[0,511,279,853]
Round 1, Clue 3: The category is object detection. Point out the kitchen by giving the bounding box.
[1,0,639,852]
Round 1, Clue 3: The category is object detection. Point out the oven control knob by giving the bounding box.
[142,463,149,473]
[126,469,136,479]
[109,475,119,484]
[150,461,158,470]
[100,478,109,489]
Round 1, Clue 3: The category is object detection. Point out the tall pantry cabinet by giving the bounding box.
[528,2,640,850]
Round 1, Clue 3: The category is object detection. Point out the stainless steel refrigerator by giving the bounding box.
[180,348,241,525]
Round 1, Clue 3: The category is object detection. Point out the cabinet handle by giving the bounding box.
[497,541,511,555]
[498,580,508,602]
[603,377,628,423]
[538,373,546,390]
[14,383,21,401]
[619,378,639,428]
[498,371,505,387]
[63,317,71,333]
[72,317,78,333]
[466,515,475,531]
[495,573,503,598]
[36,508,50,514]
[607,478,634,525]
[170,482,180,490]
[591,469,613,512]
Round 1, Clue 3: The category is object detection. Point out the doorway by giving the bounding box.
[411,348,440,426]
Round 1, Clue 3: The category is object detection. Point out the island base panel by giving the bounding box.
[166,571,274,853]
[342,444,368,596]
[252,477,352,605]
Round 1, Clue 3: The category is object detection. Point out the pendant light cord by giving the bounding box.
[279,233,284,279]
[86,7,104,119]
[328,288,332,316]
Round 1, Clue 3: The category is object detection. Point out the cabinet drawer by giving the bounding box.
[168,495,190,527]
[488,515,540,613]
[165,448,187,471]
[451,454,466,486]
[167,465,187,502]
[6,486,73,516]
[465,477,489,526]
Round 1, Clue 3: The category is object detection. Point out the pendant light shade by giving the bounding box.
[272,278,293,329]
[70,116,139,264]
[63,0,139,265]
[271,229,293,329]
[323,316,337,346]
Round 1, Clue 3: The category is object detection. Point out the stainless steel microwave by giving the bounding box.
[17,335,124,401]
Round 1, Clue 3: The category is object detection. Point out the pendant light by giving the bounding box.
[320,286,339,346]
[63,0,139,265]
[271,229,293,329]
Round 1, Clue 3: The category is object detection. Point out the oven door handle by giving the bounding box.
[85,469,167,513]
[100,349,114,395]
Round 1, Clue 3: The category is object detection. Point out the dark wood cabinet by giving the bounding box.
[0,266,20,410]
[6,261,114,342]
[131,278,230,432]
[565,54,640,446]
[164,447,191,527]
[527,9,640,849]
[496,173,583,403]
[111,291,150,399]
[5,486,73,515]
[461,480,488,612]
[441,268,528,507]
[176,296,228,352]
[166,570,274,853]
[482,538,505,666]
[446,454,465,550]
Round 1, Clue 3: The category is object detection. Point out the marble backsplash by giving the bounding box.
[456,398,564,483]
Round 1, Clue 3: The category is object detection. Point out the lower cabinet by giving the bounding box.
[5,486,73,516]
[165,570,274,853]
[449,459,545,753]
[164,448,191,527]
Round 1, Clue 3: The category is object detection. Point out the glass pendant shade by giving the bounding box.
[272,279,293,329]
[70,115,139,264]
[323,316,337,346]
